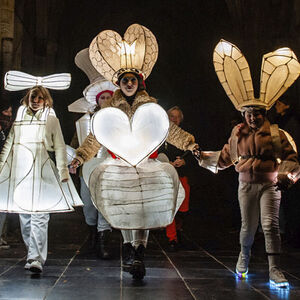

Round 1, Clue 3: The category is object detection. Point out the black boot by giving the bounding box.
[87,225,97,249]
[96,230,112,259]
[122,243,134,272]
[130,244,146,280]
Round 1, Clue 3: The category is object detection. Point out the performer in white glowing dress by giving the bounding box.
[68,48,117,258]
[70,24,198,280]
[194,40,300,288]
[0,71,82,273]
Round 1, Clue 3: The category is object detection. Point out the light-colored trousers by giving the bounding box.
[238,181,281,253]
[19,214,50,264]
[80,177,111,232]
[121,230,149,248]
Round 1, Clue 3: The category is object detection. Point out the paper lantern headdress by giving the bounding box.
[89,24,158,85]
[4,71,71,91]
[213,39,300,111]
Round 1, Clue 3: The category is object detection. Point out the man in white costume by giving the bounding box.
[69,48,117,259]
[194,40,300,288]
[0,72,82,274]
[71,24,198,280]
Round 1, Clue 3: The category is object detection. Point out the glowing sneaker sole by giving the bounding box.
[269,279,289,288]
[236,268,248,278]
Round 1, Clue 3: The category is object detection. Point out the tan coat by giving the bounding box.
[218,120,298,182]
[75,89,196,164]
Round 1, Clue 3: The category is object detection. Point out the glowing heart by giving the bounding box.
[91,103,169,166]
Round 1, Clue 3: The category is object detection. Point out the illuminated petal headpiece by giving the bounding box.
[89,24,158,84]
[4,71,71,91]
[213,39,300,111]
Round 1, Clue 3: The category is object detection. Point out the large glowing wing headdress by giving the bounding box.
[213,39,300,111]
[89,24,158,84]
[4,71,71,91]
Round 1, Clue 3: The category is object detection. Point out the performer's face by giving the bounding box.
[244,110,264,130]
[29,90,45,112]
[97,92,112,107]
[120,74,138,97]
[168,109,182,126]
[1,106,12,117]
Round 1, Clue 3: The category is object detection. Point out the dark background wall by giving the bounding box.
[4,0,300,229]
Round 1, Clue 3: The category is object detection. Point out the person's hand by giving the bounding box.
[69,166,77,174]
[192,149,202,160]
[173,157,185,167]
[61,178,69,183]
[276,174,294,191]
[70,158,81,169]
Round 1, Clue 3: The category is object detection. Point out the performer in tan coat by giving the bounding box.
[195,40,300,288]
[71,24,198,280]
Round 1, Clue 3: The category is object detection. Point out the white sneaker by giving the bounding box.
[269,267,289,288]
[29,261,43,273]
[0,238,10,250]
[24,262,31,270]
[236,252,250,278]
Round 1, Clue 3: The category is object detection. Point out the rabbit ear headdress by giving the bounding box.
[213,39,300,111]
[89,23,158,85]
[4,71,71,91]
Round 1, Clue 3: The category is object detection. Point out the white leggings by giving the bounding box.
[121,230,149,248]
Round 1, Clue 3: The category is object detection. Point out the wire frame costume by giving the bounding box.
[89,24,158,84]
[213,39,300,111]
[4,71,71,91]
[0,106,81,213]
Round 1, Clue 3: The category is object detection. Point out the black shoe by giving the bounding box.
[167,240,178,252]
[96,230,112,259]
[130,244,146,280]
[87,225,97,249]
[122,243,134,272]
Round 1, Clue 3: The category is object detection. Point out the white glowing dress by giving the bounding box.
[0,106,82,213]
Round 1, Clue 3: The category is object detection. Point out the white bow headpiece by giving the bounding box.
[4,71,71,91]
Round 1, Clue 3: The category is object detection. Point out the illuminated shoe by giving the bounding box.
[269,267,289,288]
[236,252,250,278]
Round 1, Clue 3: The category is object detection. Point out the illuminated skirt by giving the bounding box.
[83,157,185,229]
[0,142,82,213]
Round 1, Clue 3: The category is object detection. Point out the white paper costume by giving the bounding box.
[68,48,117,241]
[79,24,191,231]
[0,71,82,213]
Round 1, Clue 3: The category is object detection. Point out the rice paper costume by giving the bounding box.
[77,24,197,231]
[68,48,117,259]
[0,71,82,214]
[74,24,197,280]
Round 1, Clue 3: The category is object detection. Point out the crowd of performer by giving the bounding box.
[0,24,300,289]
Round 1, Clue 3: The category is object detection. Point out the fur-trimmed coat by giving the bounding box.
[218,120,298,182]
[75,89,196,164]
